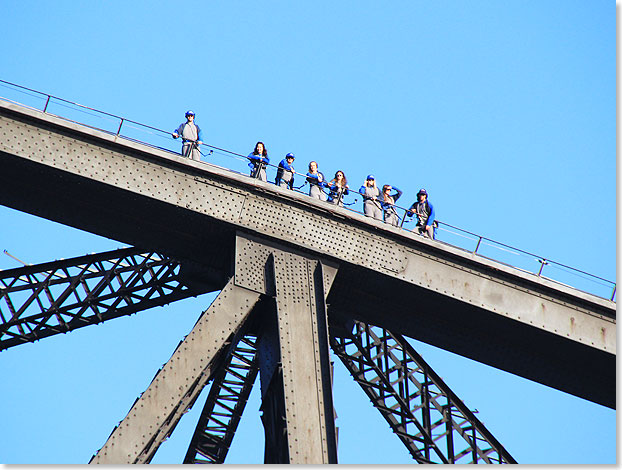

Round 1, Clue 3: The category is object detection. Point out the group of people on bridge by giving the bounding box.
[173,110,436,239]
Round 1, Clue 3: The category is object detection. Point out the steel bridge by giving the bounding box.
[0,97,615,464]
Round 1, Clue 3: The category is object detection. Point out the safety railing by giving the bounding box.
[0,79,615,302]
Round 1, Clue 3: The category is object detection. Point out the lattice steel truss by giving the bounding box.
[184,334,260,464]
[329,320,516,464]
[0,247,197,350]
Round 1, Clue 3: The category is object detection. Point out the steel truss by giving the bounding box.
[330,320,516,464]
[1,244,515,463]
[0,247,198,350]
[184,334,260,464]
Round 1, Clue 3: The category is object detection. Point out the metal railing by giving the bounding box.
[0,78,615,302]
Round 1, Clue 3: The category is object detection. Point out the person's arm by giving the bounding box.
[275,161,284,184]
[287,162,295,189]
[196,125,203,144]
[406,202,416,217]
[392,187,403,202]
[248,153,259,170]
[172,123,183,138]
[358,185,367,198]
[426,201,436,226]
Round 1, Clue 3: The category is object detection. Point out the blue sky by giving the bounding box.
[0,0,615,464]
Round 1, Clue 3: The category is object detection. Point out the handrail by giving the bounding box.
[0,78,615,302]
[438,221,614,284]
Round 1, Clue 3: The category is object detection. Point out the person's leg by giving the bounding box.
[191,147,201,161]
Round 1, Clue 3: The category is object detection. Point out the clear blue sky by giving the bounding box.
[0,0,616,464]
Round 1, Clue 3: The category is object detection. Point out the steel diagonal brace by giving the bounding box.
[0,248,201,350]
[372,328,514,464]
[183,334,260,464]
[329,320,516,464]
[89,278,262,464]
[330,326,445,463]
[374,326,515,464]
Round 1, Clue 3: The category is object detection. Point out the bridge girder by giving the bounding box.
[0,99,615,409]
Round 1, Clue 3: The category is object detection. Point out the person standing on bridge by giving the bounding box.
[275,153,296,189]
[327,170,349,206]
[359,175,383,220]
[406,188,436,239]
[172,110,203,161]
[306,161,327,201]
[381,184,403,226]
[247,141,270,181]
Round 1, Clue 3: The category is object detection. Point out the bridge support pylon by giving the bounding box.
[90,232,339,464]
[234,233,339,464]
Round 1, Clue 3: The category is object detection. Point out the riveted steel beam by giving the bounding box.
[268,253,338,464]
[233,233,339,464]
[89,277,261,464]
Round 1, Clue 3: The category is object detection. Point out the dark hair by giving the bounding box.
[308,161,318,172]
[331,170,347,187]
[253,141,268,156]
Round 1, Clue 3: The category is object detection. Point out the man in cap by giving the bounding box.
[275,152,296,189]
[172,110,203,161]
[407,188,436,239]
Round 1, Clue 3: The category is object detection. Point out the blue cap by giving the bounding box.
[367,174,375,180]
[286,152,295,159]
[417,188,428,196]
[185,110,195,116]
